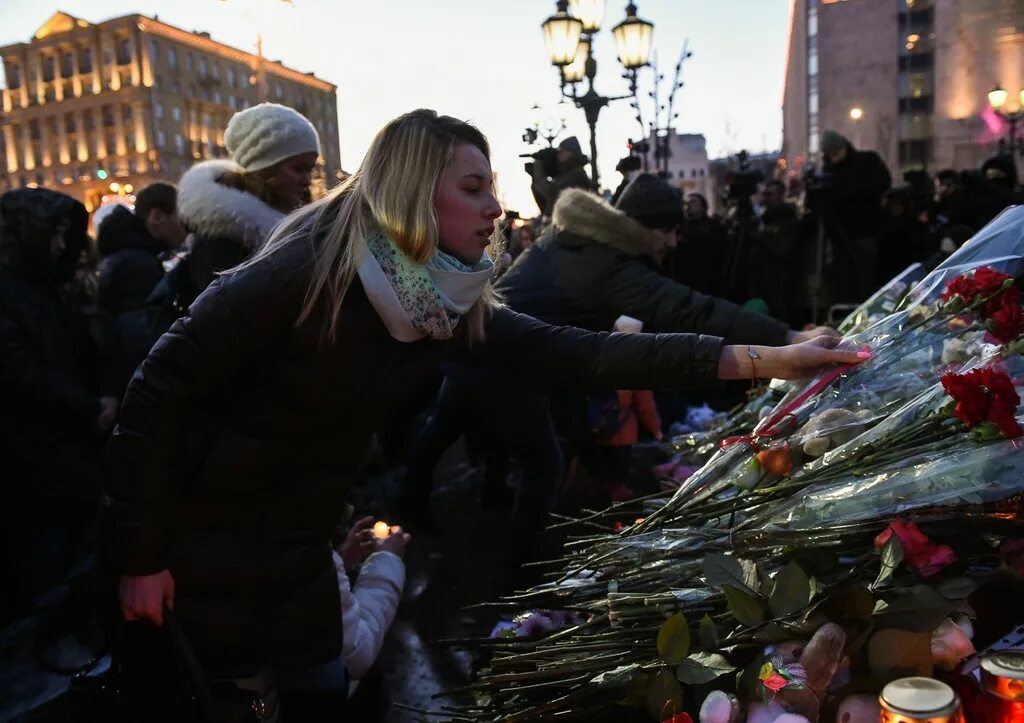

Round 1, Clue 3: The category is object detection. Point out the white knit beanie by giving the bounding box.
[224,102,321,172]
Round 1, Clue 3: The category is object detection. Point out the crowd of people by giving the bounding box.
[1,98,1020,721]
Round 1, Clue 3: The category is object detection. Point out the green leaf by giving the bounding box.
[873,584,958,632]
[647,666,683,721]
[871,536,904,590]
[698,614,720,651]
[936,577,977,600]
[656,613,691,665]
[676,652,737,684]
[768,560,811,618]
[590,663,642,689]
[703,552,761,596]
[723,584,765,626]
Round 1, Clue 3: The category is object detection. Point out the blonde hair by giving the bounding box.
[236,109,501,344]
[217,163,310,213]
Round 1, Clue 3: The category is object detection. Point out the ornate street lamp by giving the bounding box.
[987,84,1024,164]
[542,1,584,67]
[541,0,655,190]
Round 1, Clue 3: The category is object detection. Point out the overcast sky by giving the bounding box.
[2,0,793,213]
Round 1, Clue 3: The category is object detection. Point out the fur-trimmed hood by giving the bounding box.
[177,160,285,250]
[550,188,660,258]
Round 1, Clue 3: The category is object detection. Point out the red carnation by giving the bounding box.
[988,287,1024,344]
[875,519,956,578]
[941,368,1022,438]
[662,715,694,723]
[941,274,978,302]
[971,266,1012,296]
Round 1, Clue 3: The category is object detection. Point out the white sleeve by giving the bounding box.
[333,550,405,681]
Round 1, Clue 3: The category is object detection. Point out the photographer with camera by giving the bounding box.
[526,136,591,217]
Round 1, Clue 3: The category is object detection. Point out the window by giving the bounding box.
[185,53,193,72]
[65,114,76,133]
[61,52,75,77]
[80,48,93,73]
[276,82,283,99]
[175,133,185,154]
[6,63,21,89]
[149,39,160,63]
[228,95,237,109]
[212,62,219,79]
[171,105,181,122]
[118,38,133,65]
[155,101,164,119]
[170,78,180,94]
[809,88,819,114]
[154,74,162,90]
[226,67,235,87]
[29,119,40,140]
[168,47,178,71]
[700,169,705,177]
[157,130,166,148]
[103,106,115,127]
[42,56,55,82]
[808,47,818,77]
[214,91,221,104]
[198,58,207,78]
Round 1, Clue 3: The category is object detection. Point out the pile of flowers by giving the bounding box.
[445,208,1024,722]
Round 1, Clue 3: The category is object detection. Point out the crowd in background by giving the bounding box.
[1,98,1022,720]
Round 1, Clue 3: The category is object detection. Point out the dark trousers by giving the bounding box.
[404,364,564,560]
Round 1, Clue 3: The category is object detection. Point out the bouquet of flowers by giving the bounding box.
[447,208,1024,723]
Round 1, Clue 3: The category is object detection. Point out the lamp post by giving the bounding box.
[988,85,1024,166]
[541,0,654,190]
[523,103,568,148]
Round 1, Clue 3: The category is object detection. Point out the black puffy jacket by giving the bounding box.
[0,189,105,504]
[100,234,725,674]
[97,206,167,392]
[497,188,790,344]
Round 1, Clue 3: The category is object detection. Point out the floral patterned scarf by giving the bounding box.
[357,230,494,342]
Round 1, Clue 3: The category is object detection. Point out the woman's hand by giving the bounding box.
[377,527,411,558]
[339,516,376,572]
[719,336,868,381]
[119,569,176,626]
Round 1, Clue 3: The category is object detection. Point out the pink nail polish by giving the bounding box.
[856,350,872,360]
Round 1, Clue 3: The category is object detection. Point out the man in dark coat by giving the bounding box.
[0,188,117,622]
[97,182,186,394]
[665,192,733,299]
[749,180,802,326]
[819,130,892,304]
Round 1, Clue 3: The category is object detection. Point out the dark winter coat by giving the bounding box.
[100,235,726,675]
[0,188,105,505]
[97,206,167,393]
[176,159,286,301]
[823,142,892,240]
[497,188,789,345]
[750,202,802,324]
[666,215,732,299]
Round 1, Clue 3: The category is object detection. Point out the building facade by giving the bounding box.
[781,0,1024,177]
[0,11,341,211]
[628,131,714,212]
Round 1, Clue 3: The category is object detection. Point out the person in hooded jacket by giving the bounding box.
[0,188,118,623]
[103,110,862,721]
[166,102,320,314]
[97,182,186,394]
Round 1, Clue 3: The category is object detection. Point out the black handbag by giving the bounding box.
[68,606,266,723]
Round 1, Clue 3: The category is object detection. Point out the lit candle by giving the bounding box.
[372,521,390,540]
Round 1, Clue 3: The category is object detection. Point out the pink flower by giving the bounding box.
[875,519,956,577]
[763,673,789,693]
[931,617,976,671]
